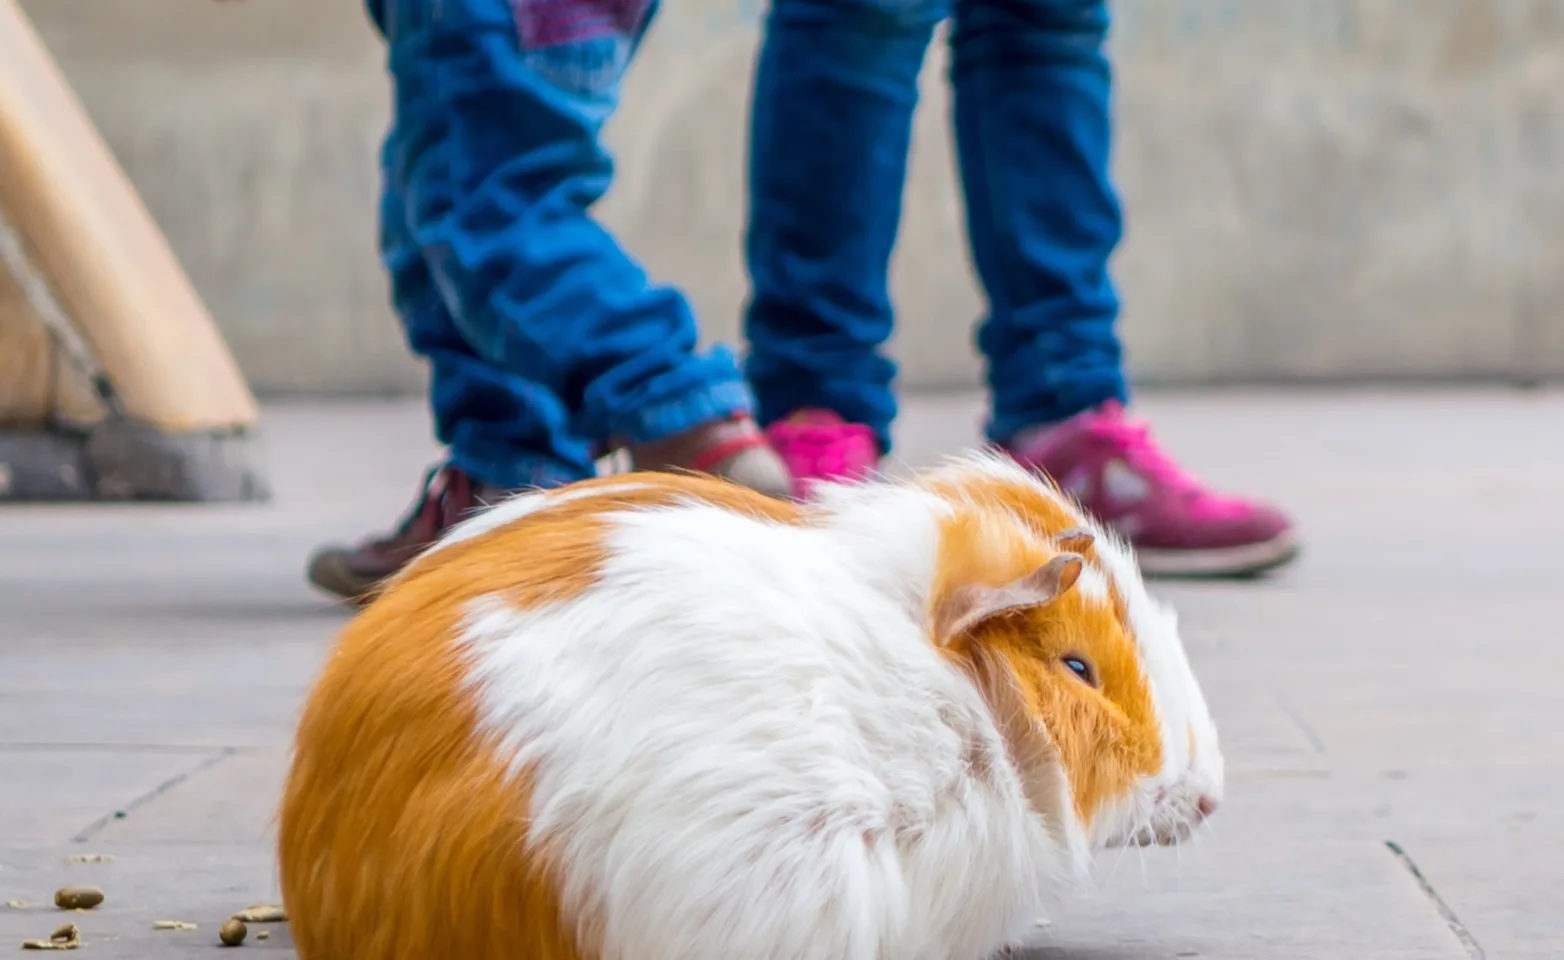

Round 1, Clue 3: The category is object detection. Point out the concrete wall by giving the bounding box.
[19,0,1564,395]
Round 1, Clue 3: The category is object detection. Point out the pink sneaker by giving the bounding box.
[764,409,880,500]
[1004,401,1299,578]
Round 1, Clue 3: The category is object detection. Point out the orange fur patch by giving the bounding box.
[495,471,802,527]
[278,594,589,960]
[920,469,1129,614]
[925,471,1162,829]
[280,473,799,959]
[989,598,1162,827]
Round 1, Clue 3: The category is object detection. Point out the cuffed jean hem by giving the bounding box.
[605,361,756,446]
[984,372,1128,444]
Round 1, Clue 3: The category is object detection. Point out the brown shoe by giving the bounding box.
[305,465,509,606]
[628,415,793,500]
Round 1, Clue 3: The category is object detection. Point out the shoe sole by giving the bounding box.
[306,551,383,607]
[711,447,796,503]
[1134,531,1301,580]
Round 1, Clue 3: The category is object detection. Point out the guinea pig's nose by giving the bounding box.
[1195,794,1220,820]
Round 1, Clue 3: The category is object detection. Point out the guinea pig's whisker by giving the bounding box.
[1191,819,1218,862]
[1103,809,1154,885]
[1102,831,1136,885]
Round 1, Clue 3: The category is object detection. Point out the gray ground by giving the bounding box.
[0,389,1558,958]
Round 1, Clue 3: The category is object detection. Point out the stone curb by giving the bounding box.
[0,421,270,502]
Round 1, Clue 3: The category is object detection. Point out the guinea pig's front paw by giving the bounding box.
[990,918,1052,958]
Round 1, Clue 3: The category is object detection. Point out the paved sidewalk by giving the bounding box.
[0,389,1558,958]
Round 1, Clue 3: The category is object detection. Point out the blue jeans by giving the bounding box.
[370,0,754,489]
[743,0,1128,453]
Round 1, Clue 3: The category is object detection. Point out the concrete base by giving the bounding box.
[0,422,269,502]
[0,429,89,499]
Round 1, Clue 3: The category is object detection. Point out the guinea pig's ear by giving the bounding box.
[1054,526,1096,554]
[933,553,1085,647]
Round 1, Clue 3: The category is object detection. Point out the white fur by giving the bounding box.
[446,455,1221,960]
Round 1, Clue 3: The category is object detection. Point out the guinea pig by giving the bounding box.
[277,452,1223,960]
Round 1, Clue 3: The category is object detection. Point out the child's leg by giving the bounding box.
[382,139,598,493]
[950,0,1297,578]
[742,0,950,458]
[386,0,772,460]
[948,0,1124,437]
[306,128,598,604]
[308,0,789,604]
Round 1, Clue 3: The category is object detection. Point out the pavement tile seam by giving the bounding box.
[69,749,237,844]
[1272,693,1329,755]
[1384,840,1487,960]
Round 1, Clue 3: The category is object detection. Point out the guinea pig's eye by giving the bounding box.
[1061,654,1099,688]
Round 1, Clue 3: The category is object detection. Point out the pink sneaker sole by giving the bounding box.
[1133,530,1301,578]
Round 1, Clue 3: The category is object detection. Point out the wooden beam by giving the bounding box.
[0,258,105,427]
[0,0,258,433]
